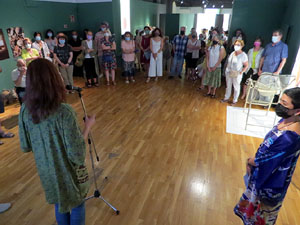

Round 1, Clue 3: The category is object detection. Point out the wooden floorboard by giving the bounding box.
[1,73,300,225]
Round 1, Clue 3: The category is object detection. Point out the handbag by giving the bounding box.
[75,52,84,67]
[228,53,241,78]
[229,70,240,78]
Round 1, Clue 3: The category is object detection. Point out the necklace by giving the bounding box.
[278,120,298,130]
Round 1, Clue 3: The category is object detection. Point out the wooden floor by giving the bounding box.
[1,72,300,225]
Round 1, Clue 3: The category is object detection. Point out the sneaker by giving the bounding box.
[131,79,136,83]
[125,80,129,84]
[0,203,11,213]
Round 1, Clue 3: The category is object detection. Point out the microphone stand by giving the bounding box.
[75,88,120,215]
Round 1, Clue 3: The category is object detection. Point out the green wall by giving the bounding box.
[0,0,78,90]
[77,2,113,35]
[164,14,180,40]
[179,14,195,35]
[130,0,160,33]
[281,0,300,73]
[230,0,300,74]
[230,0,287,51]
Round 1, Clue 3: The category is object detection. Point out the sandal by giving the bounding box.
[112,81,117,86]
[0,132,15,138]
[230,102,237,106]
[94,82,99,87]
[220,99,229,103]
[0,140,3,145]
[211,94,216,98]
[203,93,211,97]
[106,81,110,86]
[155,77,158,82]
[146,78,150,83]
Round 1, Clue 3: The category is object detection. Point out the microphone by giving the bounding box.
[66,85,82,92]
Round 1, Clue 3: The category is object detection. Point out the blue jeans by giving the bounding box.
[55,202,85,225]
[170,55,185,76]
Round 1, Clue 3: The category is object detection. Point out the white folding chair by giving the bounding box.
[244,73,281,130]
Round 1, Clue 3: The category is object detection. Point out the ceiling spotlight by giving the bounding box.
[181,0,183,4]
[212,4,215,7]
[221,4,224,8]
[202,0,205,3]
[204,4,207,8]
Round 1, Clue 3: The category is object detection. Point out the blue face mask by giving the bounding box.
[59,39,65,45]
[35,36,41,41]
[47,33,53,37]
[125,37,130,41]
[272,36,279,43]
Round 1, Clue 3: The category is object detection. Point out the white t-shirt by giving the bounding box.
[85,40,93,59]
[208,45,224,68]
[11,68,26,88]
[226,51,248,74]
[186,39,201,58]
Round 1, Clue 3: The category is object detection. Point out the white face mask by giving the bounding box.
[234,45,242,51]
[272,36,280,43]
[26,43,31,49]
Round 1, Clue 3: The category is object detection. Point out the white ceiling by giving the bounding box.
[37,0,112,3]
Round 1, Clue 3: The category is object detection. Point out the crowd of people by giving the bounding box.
[0,20,296,225]
[9,22,288,108]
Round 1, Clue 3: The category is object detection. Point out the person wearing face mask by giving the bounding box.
[54,33,74,91]
[188,28,196,40]
[203,35,225,98]
[82,31,98,87]
[11,59,27,104]
[101,30,117,85]
[185,32,201,80]
[221,40,248,106]
[163,36,172,73]
[234,87,300,225]
[258,29,288,76]
[240,37,265,100]
[139,26,152,75]
[69,30,84,77]
[147,28,164,83]
[121,32,136,84]
[21,38,40,66]
[95,22,111,77]
[207,28,220,46]
[169,26,188,79]
[32,32,52,62]
[230,28,245,48]
[44,29,57,59]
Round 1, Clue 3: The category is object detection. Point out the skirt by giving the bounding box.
[123,61,135,77]
[203,68,221,88]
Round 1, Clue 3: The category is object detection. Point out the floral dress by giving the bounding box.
[234,120,300,225]
[101,37,117,70]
